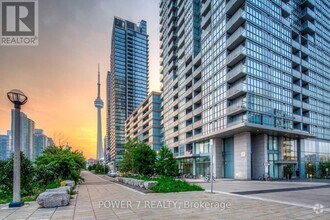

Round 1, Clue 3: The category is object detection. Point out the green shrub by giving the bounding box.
[0,152,35,196]
[150,177,204,193]
[93,164,109,174]
[35,146,86,186]
[46,182,60,189]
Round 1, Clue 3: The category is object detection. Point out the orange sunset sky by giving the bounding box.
[0,0,160,159]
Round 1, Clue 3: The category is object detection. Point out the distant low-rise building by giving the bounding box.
[87,158,97,167]
[125,91,162,151]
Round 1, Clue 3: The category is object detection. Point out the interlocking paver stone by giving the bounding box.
[0,171,329,219]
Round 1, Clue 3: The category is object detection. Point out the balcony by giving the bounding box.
[292,55,301,65]
[201,0,211,17]
[300,0,315,8]
[185,87,193,97]
[301,45,310,55]
[293,114,302,121]
[194,65,202,76]
[301,21,316,34]
[226,9,246,34]
[193,52,202,64]
[186,111,193,120]
[227,101,247,116]
[301,59,309,69]
[186,124,193,132]
[226,62,247,83]
[303,34,314,42]
[281,2,291,18]
[293,84,301,93]
[293,99,301,107]
[226,82,247,100]
[194,119,203,128]
[302,88,310,96]
[186,98,193,108]
[202,11,211,30]
[301,8,315,21]
[292,69,301,78]
[194,106,202,115]
[226,0,245,16]
[186,74,193,83]
[282,17,290,27]
[228,119,246,127]
[194,93,202,102]
[226,27,246,50]
[292,40,300,50]
[178,35,184,49]
[302,73,309,82]
[194,79,202,89]
[226,45,247,67]
[303,102,311,110]
[303,116,310,124]
[173,98,179,106]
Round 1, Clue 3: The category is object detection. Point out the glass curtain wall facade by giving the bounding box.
[160,0,330,179]
[108,17,149,164]
[11,111,35,161]
[0,135,9,160]
[105,71,111,162]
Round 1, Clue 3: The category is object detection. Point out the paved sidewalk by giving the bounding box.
[0,171,329,219]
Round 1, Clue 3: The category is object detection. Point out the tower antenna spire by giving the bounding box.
[97,63,101,98]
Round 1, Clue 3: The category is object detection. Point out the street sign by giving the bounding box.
[263,162,271,166]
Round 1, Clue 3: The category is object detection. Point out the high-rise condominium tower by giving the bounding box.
[108,17,149,164]
[11,111,35,160]
[160,0,330,179]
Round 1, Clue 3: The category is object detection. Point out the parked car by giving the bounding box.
[108,171,118,177]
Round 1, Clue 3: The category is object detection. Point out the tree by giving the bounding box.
[35,146,86,186]
[319,160,330,178]
[131,142,156,176]
[92,163,109,174]
[155,146,178,177]
[0,152,35,196]
[120,138,139,173]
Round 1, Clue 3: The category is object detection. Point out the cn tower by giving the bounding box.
[94,64,104,160]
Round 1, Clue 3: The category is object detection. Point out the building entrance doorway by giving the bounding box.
[223,137,234,178]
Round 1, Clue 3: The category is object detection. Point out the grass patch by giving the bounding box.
[121,175,204,193]
[0,193,11,204]
[0,193,38,204]
[150,177,204,193]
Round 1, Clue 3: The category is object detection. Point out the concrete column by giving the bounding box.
[234,132,251,180]
[279,137,284,178]
[192,158,196,176]
[213,138,223,178]
[251,134,267,179]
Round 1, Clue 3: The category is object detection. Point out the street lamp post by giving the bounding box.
[7,89,28,208]
[210,139,214,193]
